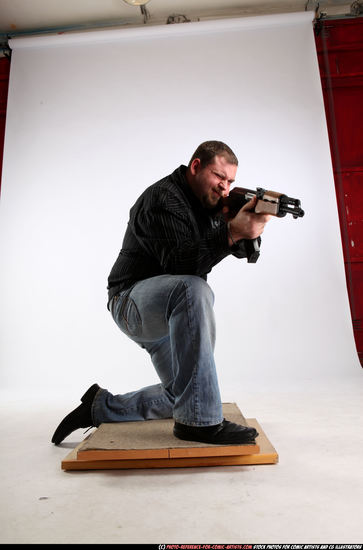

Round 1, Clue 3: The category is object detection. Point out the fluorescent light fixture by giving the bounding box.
[122,0,150,6]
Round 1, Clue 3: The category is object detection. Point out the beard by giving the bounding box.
[201,193,224,215]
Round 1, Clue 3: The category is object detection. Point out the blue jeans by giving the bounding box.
[92,274,223,427]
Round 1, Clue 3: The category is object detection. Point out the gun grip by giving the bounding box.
[245,238,260,263]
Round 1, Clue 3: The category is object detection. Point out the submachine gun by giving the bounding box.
[221,187,305,263]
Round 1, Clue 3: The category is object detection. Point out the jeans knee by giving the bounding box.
[166,275,215,320]
[179,275,214,306]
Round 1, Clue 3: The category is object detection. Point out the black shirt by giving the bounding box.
[107,165,247,304]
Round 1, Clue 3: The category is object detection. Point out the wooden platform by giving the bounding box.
[61,403,278,470]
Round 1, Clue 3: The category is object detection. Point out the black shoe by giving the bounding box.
[51,383,100,445]
[173,418,258,445]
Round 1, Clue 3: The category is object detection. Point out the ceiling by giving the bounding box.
[0,0,357,42]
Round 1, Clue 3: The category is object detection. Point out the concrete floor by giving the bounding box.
[1,372,362,544]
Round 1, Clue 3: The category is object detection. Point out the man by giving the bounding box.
[52,141,271,446]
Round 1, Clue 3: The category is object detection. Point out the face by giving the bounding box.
[188,155,237,209]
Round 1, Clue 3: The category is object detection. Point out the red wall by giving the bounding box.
[0,56,10,193]
[315,17,363,366]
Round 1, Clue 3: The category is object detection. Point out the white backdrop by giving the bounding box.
[0,12,360,397]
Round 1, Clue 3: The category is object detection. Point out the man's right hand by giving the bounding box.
[227,196,272,246]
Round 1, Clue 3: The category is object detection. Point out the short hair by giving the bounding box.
[188,140,238,168]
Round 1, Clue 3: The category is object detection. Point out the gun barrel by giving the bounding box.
[279,195,304,218]
[279,204,305,218]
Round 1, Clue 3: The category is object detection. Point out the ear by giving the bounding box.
[190,158,202,176]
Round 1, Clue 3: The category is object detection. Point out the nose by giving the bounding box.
[218,179,230,195]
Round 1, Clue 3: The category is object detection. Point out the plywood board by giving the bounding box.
[61,419,278,470]
[76,403,258,460]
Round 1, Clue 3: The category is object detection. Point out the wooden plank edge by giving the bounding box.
[77,442,259,461]
[169,443,258,458]
[62,452,278,470]
[77,448,169,460]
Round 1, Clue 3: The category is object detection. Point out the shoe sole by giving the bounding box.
[173,430,258,445]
